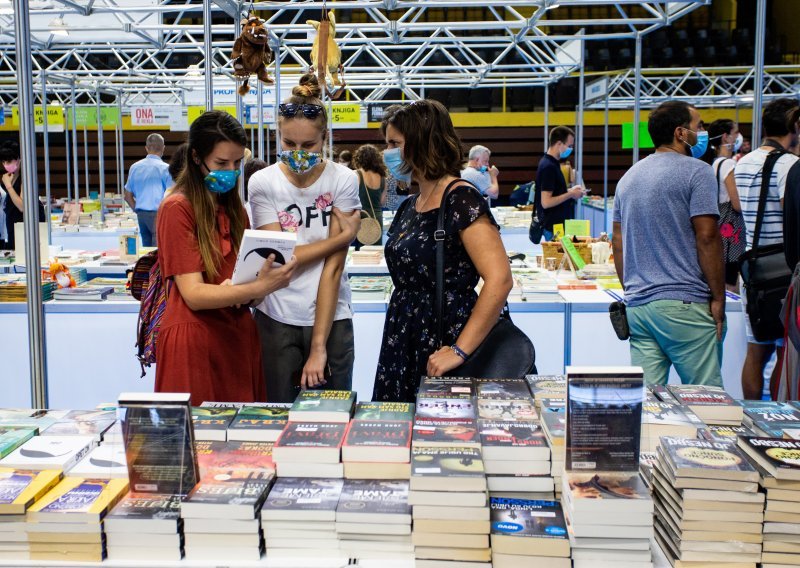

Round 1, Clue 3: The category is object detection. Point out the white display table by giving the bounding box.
[50,228,138,252]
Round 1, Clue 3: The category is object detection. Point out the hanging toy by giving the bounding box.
[48,261,77,289]
[307,9,345,99]
[231,13,274,97]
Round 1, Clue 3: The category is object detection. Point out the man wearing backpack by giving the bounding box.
[735,98,799,400]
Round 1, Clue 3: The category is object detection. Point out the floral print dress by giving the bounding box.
[372,184,499,402]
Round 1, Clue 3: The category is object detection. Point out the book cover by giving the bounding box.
[490,497,568,540]
[191,407,238,433]
[565,367,644,472]
[262,477,343,515]
[411,446,485,478]
[415,396,476,421]
[228,404,290,433]
[344,421,411,449]
[563,472,651,504]
[542,413,566,444]
[336,479,411,518]
[477,399,538,422]
[118,394,198,496]
[642,400,697,428]
[412,419,479,447]
[740,400,797,416]
[194,440,274,475]
[540,399,566,413]
[525,375,567,399]
[275,422,347,449]
[660,436,757,478]
[106,492,182,523]
[230,229,297,285]
[69,444,128,478]
[417,377,475,398]
[737,437,800,480]
[478,421,548,451]
[698,424,756,442]
[288,390,356,422]
[53,286,113,301]
[752,420,800,438]
[474,378,532,400]
[667,384,736,406]
[0,435,94,471]
[0,468,62,514]
[650,385,678,404]
[353,402,415,421]
[0,428,37,459]
[183,470,274,508]
[28,477,130,519]
[42,417,116,440]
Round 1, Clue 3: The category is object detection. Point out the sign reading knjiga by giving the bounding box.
[12,106,65,133]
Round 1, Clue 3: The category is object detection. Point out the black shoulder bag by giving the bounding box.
[739,148,793,342]
[435,179,537,378]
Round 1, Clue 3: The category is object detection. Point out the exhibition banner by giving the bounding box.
[66,107,121,128]
[12,106,65,133]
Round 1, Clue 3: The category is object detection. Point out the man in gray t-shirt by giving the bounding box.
[612,101,725,387]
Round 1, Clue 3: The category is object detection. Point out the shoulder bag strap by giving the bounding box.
[358,170,378,219]
[435,179,473,348]
[752,150,784,252]
[714,158,723,186]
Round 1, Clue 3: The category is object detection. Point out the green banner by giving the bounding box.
[66,106,121,128]
[621,122,654,150]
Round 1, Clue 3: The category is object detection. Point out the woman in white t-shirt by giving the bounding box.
[702,119,745,291]
[248,75,362,402]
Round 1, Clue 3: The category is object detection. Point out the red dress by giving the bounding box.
[155,194,265,405]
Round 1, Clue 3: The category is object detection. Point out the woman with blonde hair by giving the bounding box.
[248,74,362,402]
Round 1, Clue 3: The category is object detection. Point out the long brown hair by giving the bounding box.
[381,100,462,181]
[353,144,386,176]
[174,111,247,281]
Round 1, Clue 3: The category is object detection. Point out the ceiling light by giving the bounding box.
[48,17,69,37]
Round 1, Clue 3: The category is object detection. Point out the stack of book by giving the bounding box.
[515,272,559,301]
[562,472,654,568]
[105,493,183,561]
[350,276,392,302]
[261,477,346,562]
[410,445,491,567]
[336,479,413,562]
[526,375,567,409]
[350,249,384,265]
[224,403,291,442]
[25,476,129,562]
[663,385,743,425]
[412,377,480,454]
[0,468,62,561]
[653,436,763,567]
[0,427,37,460]
[490,496,571,568]
[0,276,55,302]
[475,378,550,495]
[741,401,800,438]
[182,440,276,562]
[342,402,413,479]
[39,410,117,444]
[540,405,566,497]
[69,444,128,479]
[641,397,700,452]
[738,436,800,568]
[273,390,356,478]
[0,435,95,473]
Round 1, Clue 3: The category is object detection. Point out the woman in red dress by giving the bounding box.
[155,111,297,404]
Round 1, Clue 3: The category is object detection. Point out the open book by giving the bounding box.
[231,229,297,285]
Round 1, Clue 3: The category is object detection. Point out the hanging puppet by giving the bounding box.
[307,9,345,98]
[231,14,273,97]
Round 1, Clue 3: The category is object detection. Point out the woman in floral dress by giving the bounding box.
[248,74,362,402]
[373,101,514,402]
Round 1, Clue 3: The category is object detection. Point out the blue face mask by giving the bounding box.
[203,165,240,194]
[732,133,743,153]
[684,130,709,159]
[477,165,489,174]
[560,146,573,160]
[383,147,412,183]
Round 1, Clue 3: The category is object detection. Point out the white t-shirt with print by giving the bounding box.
[712,157,736,204]
[249,161,360,326]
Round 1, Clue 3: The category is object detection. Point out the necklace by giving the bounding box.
[416,177,447,213]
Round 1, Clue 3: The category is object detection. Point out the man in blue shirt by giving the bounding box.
[534,126,584,241]
[460,145,499,200]
[124,133,172,247]
[612,101,725,387]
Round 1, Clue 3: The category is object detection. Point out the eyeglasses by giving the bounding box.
[278,103,324,119]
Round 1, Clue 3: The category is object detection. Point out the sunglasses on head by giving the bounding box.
[278,103,324,119]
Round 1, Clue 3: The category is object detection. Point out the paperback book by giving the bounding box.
[226,404,290,442]
[565,367,644,472]
[490,497,570,557]
[288,390,356,423]
[474,378,533,400]
[659,436,759,481]
[190,407,238,441]
[737,437,800,480]
[417,376,475,398]
[336,479,411,524]
[181,471,275,519]
[525,375,567,400]
[415,396,476,421]
[230,229,297,285]
[411,419,479,449]
[0,428,37,459]
[104,492,182,532]
[0,435,94,472]
[69,444,128,478]
[0,468,62,514]
[562,471,652,514]
[698,424,756,442]
[353,402,415,421]
[410,446,487,492]
[478,421,550,461]
[27,477,130,522]
[666,385,742,423]
[342,420,411,462]
[261,477,344,521]
[477,399,538,422]
[273,422,347,463]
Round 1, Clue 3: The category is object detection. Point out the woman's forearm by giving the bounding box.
[309,249,347,350]
[6,184,23,212]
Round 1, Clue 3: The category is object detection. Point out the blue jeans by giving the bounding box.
[136,210,158,247]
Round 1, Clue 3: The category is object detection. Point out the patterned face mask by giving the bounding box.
[279,149,322,175]
[203,165,240,194]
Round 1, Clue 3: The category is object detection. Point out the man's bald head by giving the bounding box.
[146,133,165,156]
